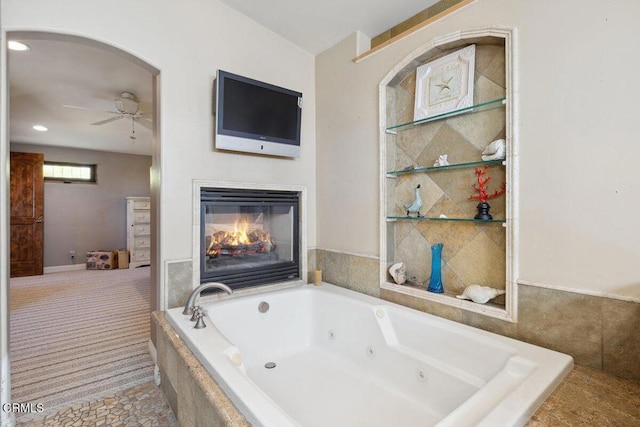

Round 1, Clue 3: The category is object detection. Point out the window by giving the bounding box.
[43,161,97,183]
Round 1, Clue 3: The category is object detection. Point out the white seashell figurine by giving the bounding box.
[388,262,407,285]
[433,154,449,167]
[456,285,506,304]
[481,139,506,161]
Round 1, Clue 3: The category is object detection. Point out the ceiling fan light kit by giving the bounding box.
[115,92,140,114]
[63,91,152,141]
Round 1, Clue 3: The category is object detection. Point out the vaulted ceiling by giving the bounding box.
[218,0,440,55]
[8,38,154,156]
[8,0,441,156]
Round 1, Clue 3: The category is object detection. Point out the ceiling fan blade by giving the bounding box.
[135,117,153,130]
[91,116,123,126]
[62,104,104,112]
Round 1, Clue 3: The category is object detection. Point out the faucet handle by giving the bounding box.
[194,311,207,329]
[189,305,201,321]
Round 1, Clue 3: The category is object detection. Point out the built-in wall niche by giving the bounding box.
[379,28,518,322]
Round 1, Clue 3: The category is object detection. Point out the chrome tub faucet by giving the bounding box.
[182,281,233,317]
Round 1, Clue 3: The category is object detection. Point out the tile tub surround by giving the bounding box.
[310,248,380,298]
[153,312,250,427]
[161,284,575,426]
[315,248,640,382]
[152,286,637,427]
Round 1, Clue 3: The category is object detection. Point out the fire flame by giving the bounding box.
[228,218,251,246]
[206,216,275,257]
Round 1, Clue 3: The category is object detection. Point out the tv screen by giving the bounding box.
[215,70,302,158]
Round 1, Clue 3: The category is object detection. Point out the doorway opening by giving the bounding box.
[4,31,162,422]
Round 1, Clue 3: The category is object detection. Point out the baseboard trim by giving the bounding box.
[517,279,640,303]
[314,248,379,260]
[43,264,86,274]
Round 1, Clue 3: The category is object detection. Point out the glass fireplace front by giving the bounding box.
[200,188,300,290]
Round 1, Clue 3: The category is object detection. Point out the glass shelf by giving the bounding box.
[386,97,506,133]
[387,158,505,176]
[386,216,506,224]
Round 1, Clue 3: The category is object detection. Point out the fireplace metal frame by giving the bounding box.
[199,187,300,291]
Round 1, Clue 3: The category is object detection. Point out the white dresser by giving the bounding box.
[126,196,151,268]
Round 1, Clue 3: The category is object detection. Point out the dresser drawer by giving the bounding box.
[134,199,150,210]
[134,224,150,235]
[134,237,150,248]
[131,248,150,262]
[133,211,150,224]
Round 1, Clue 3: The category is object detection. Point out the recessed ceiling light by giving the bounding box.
[8,41,30,51]
[33,125,48,132]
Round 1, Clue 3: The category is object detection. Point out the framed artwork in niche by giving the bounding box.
[414,44,475,121]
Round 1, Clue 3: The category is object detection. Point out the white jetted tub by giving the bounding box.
[166,283,573,427]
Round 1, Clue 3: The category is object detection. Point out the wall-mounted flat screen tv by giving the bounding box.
[214,70,302,158]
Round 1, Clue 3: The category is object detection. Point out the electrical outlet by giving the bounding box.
[69,250,76,260]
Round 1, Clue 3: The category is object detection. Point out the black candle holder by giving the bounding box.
[474,202,493,220]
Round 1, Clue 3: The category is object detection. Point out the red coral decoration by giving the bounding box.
[468,166,506,203]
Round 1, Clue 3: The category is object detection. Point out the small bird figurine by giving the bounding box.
[404,184,423,217]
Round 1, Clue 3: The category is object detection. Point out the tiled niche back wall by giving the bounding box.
[387,43,507,296]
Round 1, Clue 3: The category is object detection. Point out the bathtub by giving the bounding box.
[166,283,573,427]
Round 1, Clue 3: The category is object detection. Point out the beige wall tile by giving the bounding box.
[518,285,603,369]
[380,288,428,312]
[415,124,479,168]
[322,250,349,287]
[177,362,197,427]
[194,382,223,427]
[395,175,443,217]
[167,260,193,309]
[396,228,431,284]
[164,337,179,389]
[424,301,463,322]
[475,44,506,88]
[349,255,380,297]
[462,310,518,338]
[417,212,480,261]
[448,232,506,289]
[307,249,318,284]
[160,377,178,421]
[602,298,640,381]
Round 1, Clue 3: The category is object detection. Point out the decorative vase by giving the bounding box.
[427,243,444,293]
[474,202,492,220]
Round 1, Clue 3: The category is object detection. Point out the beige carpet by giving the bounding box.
[9,267,154,420]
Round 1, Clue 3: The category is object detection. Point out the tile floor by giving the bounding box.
[527,365,640,426]
[15,365,640,426]
[16,382,176,427]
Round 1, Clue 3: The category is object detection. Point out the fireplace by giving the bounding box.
[200,187,300,290]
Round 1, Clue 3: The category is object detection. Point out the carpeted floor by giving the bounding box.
[9,267,154,421]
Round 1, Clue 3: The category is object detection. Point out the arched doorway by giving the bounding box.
[1,30,162,426]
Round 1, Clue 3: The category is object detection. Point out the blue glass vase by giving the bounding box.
[427,243,444,293]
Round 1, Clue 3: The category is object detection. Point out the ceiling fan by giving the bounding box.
[63,92,152,140]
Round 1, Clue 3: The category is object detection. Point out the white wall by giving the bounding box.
[1,0,317,265]
[316,0,640,299]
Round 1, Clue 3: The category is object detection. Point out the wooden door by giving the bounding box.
[10,152,44,277]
